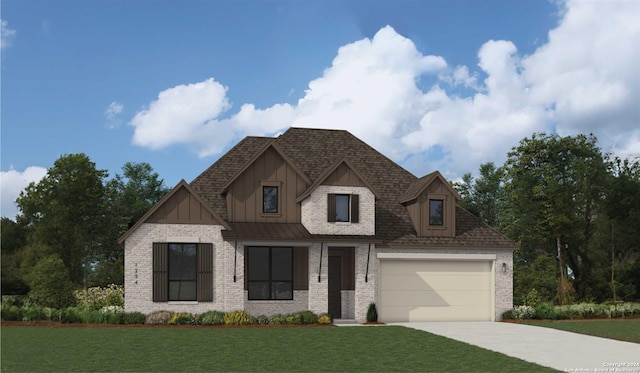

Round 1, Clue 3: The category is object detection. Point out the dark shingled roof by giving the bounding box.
[222,222,381,243]
[190,128,517,249]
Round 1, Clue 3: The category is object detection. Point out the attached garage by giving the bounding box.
[378,253,495,322]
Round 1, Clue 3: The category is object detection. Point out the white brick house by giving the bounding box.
[120,128,517,322]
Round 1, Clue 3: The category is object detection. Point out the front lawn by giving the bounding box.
[522,319,640,343]
[1,325,553,372]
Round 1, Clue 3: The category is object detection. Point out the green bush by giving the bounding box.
[60,307,82,323]
[124,312,146,325]
[106,312,125,324]
[522,288,542,307]
[21,306,49,321]
[24,255,76,309]
[168,312,195,325]
[145,310,172,324]
[533,303,556,320]
[224,310,255,325]
[1,305,22,321]
[74,284,124,311]
[269,314,286,325]
[1,295,28,308]
[367,303,378,322]
[82,310,108,324]
[317,313,332,324]
[285,313,303,325]
[501,309,514,320]
[256,315,269,325]
[199,311,225,325]
[297,311,318,324]
[512,305,535,320]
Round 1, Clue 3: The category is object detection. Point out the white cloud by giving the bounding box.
[1,20,16,49]
[130,1,640,178]
[104,101,124,128]
[1,167,48,219]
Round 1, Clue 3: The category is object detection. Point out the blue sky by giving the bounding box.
[2,0,639,219]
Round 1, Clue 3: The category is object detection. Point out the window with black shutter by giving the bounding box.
[327,193,359,223]
[152,242,213,302]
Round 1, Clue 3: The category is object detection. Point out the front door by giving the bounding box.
[328,256,342,319]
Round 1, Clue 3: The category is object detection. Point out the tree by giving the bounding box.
[88,162,169,287]
[502,133,609,302]
[16,154,109,286]
[452,162,504,227]
[0,218,29,295]
[24,254,76,308]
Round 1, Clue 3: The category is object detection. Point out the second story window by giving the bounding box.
[263,186,278,213]
[328,193,359,223]
[429,199,443,225]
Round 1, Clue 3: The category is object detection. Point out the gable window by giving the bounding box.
[263,186,278,213]
[152,242,213,302]
[429,199,444,226]
[247,246,293,300]
[328,193,359,223]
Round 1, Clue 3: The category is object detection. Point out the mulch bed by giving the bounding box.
[0,320,336,329]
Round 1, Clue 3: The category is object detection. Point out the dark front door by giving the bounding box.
[328,256,342,319]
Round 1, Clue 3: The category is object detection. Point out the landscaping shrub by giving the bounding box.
[256,315,269,325]
[285,313,303,325]
[224,310,255,325]
[533,303,556,320]
[367,302,378,322]
[199,311,225,325]
[74,284,124,311]
[60,307,82,323]
[501,309,514,320]
[124,312,146,325]
[1,305,22,321]
[317,313,332,324]
[1,295,28,308]
[82,310,108,324]
[512,305,536,320]
[299,311,318,324]
[269,314,286,325]
[168,312,195,325]
[145,310,172,324]
[522,288,542,306]
[106,312,125,324]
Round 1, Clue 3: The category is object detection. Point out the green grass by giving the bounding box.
[1,325,554,372]
[522,319,640,343]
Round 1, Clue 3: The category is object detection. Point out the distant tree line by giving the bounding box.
[453,133,640,304]
[1,155,168,307]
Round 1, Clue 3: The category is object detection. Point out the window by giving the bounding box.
[152,242,213,302]
[328,194,359,223]
[263,186,278,213]
[247,246,293,300]
[429,199,443,226]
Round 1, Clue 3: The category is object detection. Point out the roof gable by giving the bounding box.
[119,180,230,244]
[222,140,311,193]
[296,158,380,202]
[399,171,461,204]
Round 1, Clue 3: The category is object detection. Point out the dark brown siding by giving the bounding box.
[147,186,222,225]
[227,147,308,223]
[293,247,309,290]
[406,178,456,238]
[152,243,168,302]
[197,243,213,302]
[328,247,355,290]
[322,163,366,187]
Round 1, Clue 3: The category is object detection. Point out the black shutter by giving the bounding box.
[293,247,309,290]
[328,194,336,222]
[152,243,168,302]
[351,194,359,223]
[197,243,213,302]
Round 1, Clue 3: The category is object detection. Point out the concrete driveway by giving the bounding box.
[390,321,640,372]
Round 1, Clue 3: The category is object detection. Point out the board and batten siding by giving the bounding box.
[405,177,456,237]
[226,147,308,223]
[147,186,222,225]
[321,162,367,187]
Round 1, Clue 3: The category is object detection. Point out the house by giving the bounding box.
[119,128,517,322]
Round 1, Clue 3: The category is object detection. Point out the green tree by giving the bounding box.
[16,154,109,286]
[1,218,29,295]
[452,162,504,227]
[24,254,76,308]
[502,133,608,302]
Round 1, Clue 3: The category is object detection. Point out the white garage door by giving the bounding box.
[379,260,493,322]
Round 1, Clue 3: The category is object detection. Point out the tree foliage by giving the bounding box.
[452,162,504,227]
[2,155,168,298]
